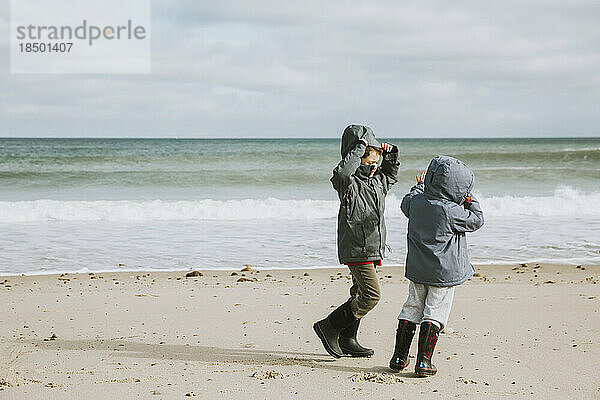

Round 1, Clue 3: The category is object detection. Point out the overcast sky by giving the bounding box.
[1,1,600,138]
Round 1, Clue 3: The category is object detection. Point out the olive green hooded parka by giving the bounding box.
[331,125,400,264]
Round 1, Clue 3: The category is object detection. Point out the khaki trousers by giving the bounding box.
[346,263,381,319]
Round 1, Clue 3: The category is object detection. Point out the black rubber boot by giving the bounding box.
[313,301,356,358]
[339,319,374,357]
[415,321,440,377]
[389,319,416,371]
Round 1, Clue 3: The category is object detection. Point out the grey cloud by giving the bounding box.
[1,1,599,137]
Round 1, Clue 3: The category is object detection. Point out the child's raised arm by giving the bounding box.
[400,171,425,217]
[447,195,484,233]
[330,139,367,193]
[377,143,400,194]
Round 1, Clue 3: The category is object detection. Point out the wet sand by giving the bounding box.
[1,263,599,399]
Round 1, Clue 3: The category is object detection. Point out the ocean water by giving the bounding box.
[1,137,599,275]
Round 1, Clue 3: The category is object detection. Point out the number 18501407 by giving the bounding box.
[19,42,73,53]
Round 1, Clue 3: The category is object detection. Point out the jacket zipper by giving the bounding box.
[370,177,383,259]
[361,225,367,255]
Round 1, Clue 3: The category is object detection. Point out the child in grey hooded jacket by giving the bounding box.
[389,156,484,377]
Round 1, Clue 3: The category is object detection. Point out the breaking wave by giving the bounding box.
[1,186,598,222]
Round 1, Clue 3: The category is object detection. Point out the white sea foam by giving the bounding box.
[476,186,600,217]
[0,198,338,222]
[1,186,599,222]
[560,147,600,152]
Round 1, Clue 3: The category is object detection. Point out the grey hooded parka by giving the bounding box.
[401,156,484,287]
[331,125,400,264]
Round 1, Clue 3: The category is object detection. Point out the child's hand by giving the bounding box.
[416,171,425,183]
[381,143,393,152]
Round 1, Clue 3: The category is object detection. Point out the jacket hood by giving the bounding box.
[341,124,381,158]
[424,156,474,204]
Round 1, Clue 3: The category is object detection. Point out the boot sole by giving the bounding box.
[313,323,342,358]
[415,368,437,377]
[341,350,374,358]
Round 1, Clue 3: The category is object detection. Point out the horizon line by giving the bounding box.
[1,135,599,140]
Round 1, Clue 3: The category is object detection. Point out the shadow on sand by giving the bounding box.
[35,338,420,377]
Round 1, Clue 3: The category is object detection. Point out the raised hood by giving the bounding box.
[340,124,381,158]
[424,156,474,204]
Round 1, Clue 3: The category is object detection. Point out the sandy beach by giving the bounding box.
[0,263,599,399]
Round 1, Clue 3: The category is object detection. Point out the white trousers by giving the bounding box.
[398,281,455,330]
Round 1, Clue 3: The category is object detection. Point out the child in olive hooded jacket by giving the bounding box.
[313,124,400,359]
[389,156,484,376]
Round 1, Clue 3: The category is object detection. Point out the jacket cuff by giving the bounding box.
[353,141,367,156]
[464,195,478,209]
[383,145,398,161]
